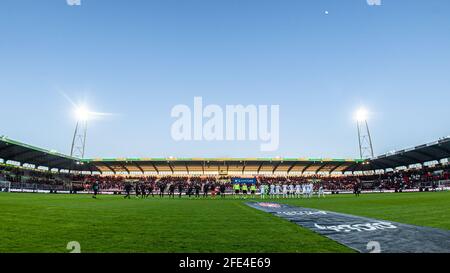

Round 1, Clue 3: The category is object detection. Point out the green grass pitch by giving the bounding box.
[0,191,449,253]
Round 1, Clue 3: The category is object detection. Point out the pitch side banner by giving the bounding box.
[247,202,450,253]
[232,178,257,184]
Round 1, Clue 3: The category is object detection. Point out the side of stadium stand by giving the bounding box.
[0,135,449,193]
[1,136,448,175]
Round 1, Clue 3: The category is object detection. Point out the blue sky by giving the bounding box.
[0,0,449,158]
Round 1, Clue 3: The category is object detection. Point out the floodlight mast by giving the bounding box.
[70,120,87,158]
[356,113,374,160]
[70,107,89,159]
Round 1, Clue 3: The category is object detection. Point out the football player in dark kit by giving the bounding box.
[92,181,100,199]
[135,183,141,198]
[219,184,226,198]
[203,182,210,198]
[140,183,147,198]
[178,182,184,198]
[210,183,216,198]
[158,182,166,198]
[187,183,194,198]
[147,183,155,198]
[124,183,132,199]
[354,181,361,197]
[195,183,201,198]
[168,183,176,198]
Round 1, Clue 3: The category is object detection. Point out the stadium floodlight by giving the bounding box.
[355,107,374,160]
[71,104,90,159]
[355,107,369,122]
[74,105,91,122]
[69,102,113,159]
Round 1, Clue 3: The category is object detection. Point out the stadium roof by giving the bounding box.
[0,136,84,171]
[367,137,450,170]
[1,135,449,175]
[0,136,363,174]
[81,158,363,174]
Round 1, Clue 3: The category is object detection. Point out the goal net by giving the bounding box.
[0,181,11,192]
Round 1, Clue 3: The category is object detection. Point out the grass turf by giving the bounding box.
[0,191,448,253]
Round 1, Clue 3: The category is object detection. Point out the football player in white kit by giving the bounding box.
[302,183,308,198]
[270,184,276,199]
[282,184,288,199]
[318,185,325,198]
[295,184,302,198]
[304,183,311,198]
[275,184,282,199]
[309,183,314,198]
[289,184,295,198]
[260,184,266,199]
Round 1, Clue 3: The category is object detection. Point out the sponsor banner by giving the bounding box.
[247,202,450,253]
[232,178,257,184]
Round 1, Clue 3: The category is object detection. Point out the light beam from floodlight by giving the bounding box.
[75,105,91,122]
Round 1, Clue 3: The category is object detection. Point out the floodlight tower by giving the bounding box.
[70,106,89,158]
[355,108,374,159]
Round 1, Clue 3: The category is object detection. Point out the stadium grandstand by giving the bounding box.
[0,135,449,194]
